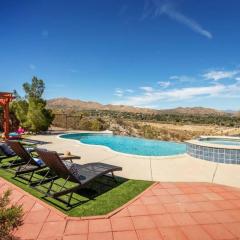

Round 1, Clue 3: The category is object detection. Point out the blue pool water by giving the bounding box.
[201,138,240,146]
[60,133,186,156]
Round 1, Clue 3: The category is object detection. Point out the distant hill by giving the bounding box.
[47,97,229,116]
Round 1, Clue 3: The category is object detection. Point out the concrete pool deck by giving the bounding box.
[25,131,240,188]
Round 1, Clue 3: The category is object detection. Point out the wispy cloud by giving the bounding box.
[112,67,240,108]
[203,70,239,81]
[114,88,134,97]
[157,81,171,88]
[170,75,195,83]
[114,89,124,97]
[143,0,212,39]
[140,86,154,92]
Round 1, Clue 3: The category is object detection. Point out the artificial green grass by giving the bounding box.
[0,156,153,217]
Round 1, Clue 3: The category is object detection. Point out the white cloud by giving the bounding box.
[29,64,36,70]
[126,89,134,93]
[113,82,240,108]
[114,89,124,97]
[169,75,195,83]
[203,70,239,81]
[236,77,240,81]
[158,81,171,88]
[140,86,154,92]
[114,88,134,97]
[143,0,212,39]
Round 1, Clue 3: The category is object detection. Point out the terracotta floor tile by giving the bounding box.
[65,220,89,235]
[128,205,148,216]
[219,192,239,200]
[38,221,66,238]
[194,186,211,194]
[171,213,197,226]
[10,189,24,203]
[181,225,212,240]
[210,211,236,223]
[89,219,112,233]
[63,235,88,240]
[112,208,130,218]
[197,201,220,211]
[152,188,170,196]
[24,208,50,223]
[46,210,65,222]
[88,232,113,240]
[111,217,134,231]
[230,199,240,208]
[137,228,163,240]
[152,214,177,227]
[181,187,198,194]
[159,227,188,240]
[146,203,166,215]
[142,189,155,197]
[224,222,240,238]
[190,212,218,224]
[15,223,43,239]
[225,209,240,221]
[157,195,176,204]
[132,216,156,229]
[214,200,237,210]
[173,194,192,203]
[164,202,185,213]
[131,198,143,205]
[17,195,36,213]
[167,188,184,195]
[141,196,160,205]
[113,230,138,240]
[160,183,178,189]
[203,193,224,201]
[181,202,202,212]
[187,193,208,202]
[202,224,235,240]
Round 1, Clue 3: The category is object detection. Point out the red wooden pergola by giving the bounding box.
[0,92,15,139]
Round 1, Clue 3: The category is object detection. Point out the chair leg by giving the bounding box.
[28,171,35,184]
[67,192,73,207]
[46,179,55,196]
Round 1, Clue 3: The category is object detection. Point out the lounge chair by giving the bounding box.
[35,148,122,207]
[0,142,34,166]
[0,142,16,160]
[6,140,46,183]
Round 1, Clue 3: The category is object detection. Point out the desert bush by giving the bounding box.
[0,190,23,239]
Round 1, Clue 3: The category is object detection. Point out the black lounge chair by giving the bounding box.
[6,140,46,183]
[0,142,16,160]
[35,148,122,207]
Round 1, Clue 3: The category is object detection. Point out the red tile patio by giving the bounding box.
[1,177,240,239]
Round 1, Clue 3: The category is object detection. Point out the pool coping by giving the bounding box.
[58,132,186,159]
[186,135,240,150]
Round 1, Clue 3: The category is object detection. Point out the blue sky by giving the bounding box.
[1,0,240,110]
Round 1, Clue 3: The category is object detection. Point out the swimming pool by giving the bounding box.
[186,136,240,164]
[60,133,186,156]
[200,138,240,146]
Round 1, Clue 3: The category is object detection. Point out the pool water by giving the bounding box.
[201,138,240,146]
[60,133,186,156]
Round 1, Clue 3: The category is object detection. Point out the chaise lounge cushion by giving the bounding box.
[0,143,16,157]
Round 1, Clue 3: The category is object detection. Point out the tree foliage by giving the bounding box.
[11,76,54,132]
[0,190,23,239]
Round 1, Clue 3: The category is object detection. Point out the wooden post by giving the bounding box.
[3,103,10,139]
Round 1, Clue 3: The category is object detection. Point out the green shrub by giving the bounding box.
[0,190,23,239]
